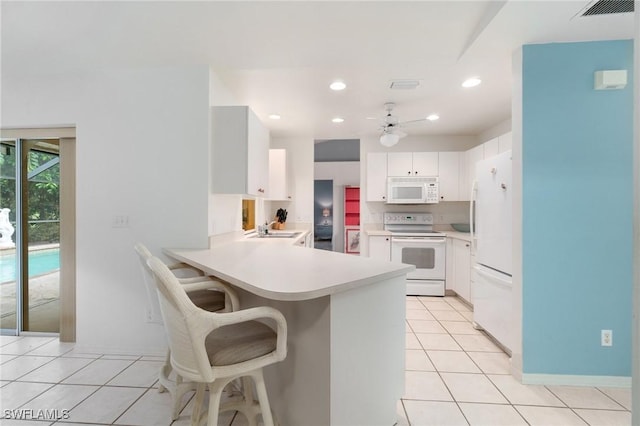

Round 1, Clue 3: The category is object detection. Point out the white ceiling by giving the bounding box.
[1,1,634,140]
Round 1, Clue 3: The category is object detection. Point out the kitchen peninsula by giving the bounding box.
[165,235,414,426]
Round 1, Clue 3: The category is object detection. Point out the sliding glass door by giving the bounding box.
[1,138,61,334]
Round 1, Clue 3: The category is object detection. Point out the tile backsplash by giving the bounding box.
[363,201,470,226]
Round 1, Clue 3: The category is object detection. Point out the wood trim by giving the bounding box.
[59,138,76,342]
[1,127,75,139]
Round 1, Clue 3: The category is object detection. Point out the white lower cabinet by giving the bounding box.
[447,237,472,305]
[368,235,391,261]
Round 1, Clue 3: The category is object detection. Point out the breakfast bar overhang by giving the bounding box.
[165,240,414,426]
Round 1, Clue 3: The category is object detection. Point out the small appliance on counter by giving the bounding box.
[384,212,446,296]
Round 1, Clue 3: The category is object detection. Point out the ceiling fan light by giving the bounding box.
[332,117,344,123]
[427,114,439,121]
[380,133,400,147]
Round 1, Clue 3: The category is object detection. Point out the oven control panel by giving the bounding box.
[384,212,434,225]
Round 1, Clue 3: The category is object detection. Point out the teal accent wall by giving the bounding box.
[522,40,633,376]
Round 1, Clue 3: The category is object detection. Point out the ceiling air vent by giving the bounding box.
[581,0,633,16]
[390,79,420,90]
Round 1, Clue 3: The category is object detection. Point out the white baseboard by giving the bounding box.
[521,373,631,388]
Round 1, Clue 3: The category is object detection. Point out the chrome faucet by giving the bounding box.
[258,221,276,237]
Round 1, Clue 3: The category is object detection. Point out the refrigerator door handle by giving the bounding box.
[469,180,477,252]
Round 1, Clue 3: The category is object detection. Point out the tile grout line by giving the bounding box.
[412,295,532,425]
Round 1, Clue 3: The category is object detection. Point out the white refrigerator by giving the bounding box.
[471,150,512,352]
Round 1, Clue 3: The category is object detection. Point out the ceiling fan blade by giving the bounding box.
[398,118,428,125]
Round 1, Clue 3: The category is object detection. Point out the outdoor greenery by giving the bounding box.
[0,142,60,244]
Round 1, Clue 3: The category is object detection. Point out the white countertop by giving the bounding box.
[365,230,392,236]
[165,240,414,301]
[445,231,473,242]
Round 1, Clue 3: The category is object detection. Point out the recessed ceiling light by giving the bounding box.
[332,117,344,123]
[330,81,347,91]
[426,114,439,121]
[268,114,281,120]
[462,77,482,88]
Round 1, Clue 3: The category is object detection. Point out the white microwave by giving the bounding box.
[387,176,439,204]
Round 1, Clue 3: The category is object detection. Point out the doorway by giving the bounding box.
[314,180,334,251]
[313,139,361,253]
[0,129,76,340]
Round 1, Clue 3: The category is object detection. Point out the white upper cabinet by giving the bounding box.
[438,152,460,201]
[412,152,439,176]
[211,106,269,197]
[483,136,500,159]
[459,131,512,202]
[268,149,291,201]
[498,131,512,153]
[386,152,413,176]
[387,152,438,176]
[460,144,484,202]
[366,152,388,202]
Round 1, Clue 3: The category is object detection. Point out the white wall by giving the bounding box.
[2,65,211,354]
[511,47,524,380]
[314,161,360,252]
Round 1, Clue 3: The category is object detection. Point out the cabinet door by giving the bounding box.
[369,235,391,261]
[438,152,460,201]
[387,152,413,176]
[467,144,484,192]
[366,153,388,201]
[247,109,270,196]
[483,137,500,159]
[445,238,455,292]
[211,106,249,195]
[453,239,472,303]
[269,149,290,200]
[499,131,512,153]
[412,152,439,176]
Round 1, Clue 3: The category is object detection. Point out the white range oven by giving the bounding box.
[384,212,446,296]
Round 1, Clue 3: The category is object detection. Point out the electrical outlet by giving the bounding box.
[601,329,612,347]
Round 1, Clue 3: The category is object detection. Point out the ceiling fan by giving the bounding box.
[375,102,429,147]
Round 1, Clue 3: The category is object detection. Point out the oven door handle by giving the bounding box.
[392,237,446,244]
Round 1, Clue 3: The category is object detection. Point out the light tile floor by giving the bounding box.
[398,295,632,426]
[0,296,632,425]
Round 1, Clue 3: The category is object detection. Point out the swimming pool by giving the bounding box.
[0,248,60,283]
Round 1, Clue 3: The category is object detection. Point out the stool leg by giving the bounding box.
[207,381,226,426]
[241,376,257,426]
[191,383,206,425]
[158,349,172,393]
[253,370,274,426]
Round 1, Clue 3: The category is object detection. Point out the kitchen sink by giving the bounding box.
[249,231,301,239]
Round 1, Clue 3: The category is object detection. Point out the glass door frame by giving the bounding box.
[0,128,76,340]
